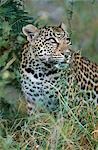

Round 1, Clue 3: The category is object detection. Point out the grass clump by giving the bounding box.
[0,99,98,150]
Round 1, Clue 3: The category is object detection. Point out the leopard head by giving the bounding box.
[22,23,72,64]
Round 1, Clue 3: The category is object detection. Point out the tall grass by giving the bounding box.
[0,96,98,149]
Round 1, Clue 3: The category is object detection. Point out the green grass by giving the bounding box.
[0,96,98,150]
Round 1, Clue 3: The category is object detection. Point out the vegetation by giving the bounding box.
[0,0,35,116]
[0,0,98,149]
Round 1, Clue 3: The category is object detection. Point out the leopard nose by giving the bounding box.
[55,52,64,56]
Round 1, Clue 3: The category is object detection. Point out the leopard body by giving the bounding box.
[20,23,98,114]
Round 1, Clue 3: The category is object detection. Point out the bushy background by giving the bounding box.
[0,0,98,149]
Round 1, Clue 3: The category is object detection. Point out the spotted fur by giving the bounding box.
[20,23,71,115]
[68,52,98,103]
[20,23,98,115]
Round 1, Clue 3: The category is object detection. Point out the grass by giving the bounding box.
[0,94,98,150]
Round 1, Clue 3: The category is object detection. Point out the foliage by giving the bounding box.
[0,0,36,70]
[0,100,98,149]
[0,0,36,107]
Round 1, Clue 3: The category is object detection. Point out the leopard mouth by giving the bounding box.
[39,54,65,64]
[48,55,65,63]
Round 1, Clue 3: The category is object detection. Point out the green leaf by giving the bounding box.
[0,52,9,67]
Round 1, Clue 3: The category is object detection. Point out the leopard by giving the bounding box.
[20,23,98,115]
[20,23,71,115]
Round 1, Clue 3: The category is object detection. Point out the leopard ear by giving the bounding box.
[22,24,39,42]
[59,22,67,31]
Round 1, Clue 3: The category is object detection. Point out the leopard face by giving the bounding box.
[22,23,71,64]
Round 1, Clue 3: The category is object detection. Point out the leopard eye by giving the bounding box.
[55,32,61,37]
[55,32,65,38]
